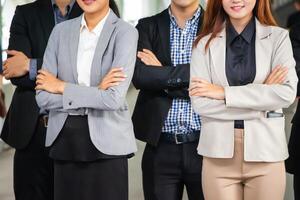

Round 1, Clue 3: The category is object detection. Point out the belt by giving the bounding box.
[39,115,48,128]
[160,131,200,144]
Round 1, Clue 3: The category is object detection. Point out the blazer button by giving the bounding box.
[177,78,181,83]
[68,101,72,106]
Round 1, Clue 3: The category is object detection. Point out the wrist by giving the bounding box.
[59,81,65,94]
[25,58,30,72]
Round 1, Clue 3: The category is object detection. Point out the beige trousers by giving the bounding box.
[202,129,286,200]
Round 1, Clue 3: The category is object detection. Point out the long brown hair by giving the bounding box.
[109,0,120,18]
[194,0,277,50]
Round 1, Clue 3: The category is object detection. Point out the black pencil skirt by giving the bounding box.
[54,158,128,200]
[50,116,130,200]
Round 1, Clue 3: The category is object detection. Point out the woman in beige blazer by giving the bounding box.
[189,0,298,199]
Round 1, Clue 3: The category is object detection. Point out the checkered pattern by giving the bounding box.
[161,8,201,134]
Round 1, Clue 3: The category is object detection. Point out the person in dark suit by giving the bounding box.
[132,0,205,199]
[287,0,300,28]
[286,10,300,200]
[1,1,82,199]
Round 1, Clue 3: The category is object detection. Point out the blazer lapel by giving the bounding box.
[157,10,172,65]
[37,0,55,46]
[90,11,118,86]
[209,28,229,86]
[253,18,273,83]
[68,16,82,83]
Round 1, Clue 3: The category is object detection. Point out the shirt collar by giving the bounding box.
[227,17,255,44]
[51,0,76,14]
[80,9,110,36]
[169,7,201,28]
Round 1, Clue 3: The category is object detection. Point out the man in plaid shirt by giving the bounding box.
[132,1,204,199]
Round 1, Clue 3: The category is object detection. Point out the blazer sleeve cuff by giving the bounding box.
[63,83,78,110]
[224,86,237,108]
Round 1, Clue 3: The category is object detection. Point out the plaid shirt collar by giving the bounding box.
[168,7,201,29]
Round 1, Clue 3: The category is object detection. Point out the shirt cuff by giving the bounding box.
[29,59,37,80]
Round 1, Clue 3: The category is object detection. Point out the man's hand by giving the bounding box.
[137,49,162,66]
[99,67,126,90]
[264,65,288,85]
[35,70,65,94]
[2,50,30,79]
[189,77,225,100]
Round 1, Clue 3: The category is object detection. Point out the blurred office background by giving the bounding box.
[0,0,297,199]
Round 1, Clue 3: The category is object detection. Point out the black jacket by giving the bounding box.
[132,8,204,146]
[0,0,82,149]
[286,23,300,174]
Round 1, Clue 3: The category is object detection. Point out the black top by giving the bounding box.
[225,18,256,129]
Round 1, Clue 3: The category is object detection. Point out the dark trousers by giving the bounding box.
[294,175,300,200]
[142,140,204,200]
[14,118,54,200]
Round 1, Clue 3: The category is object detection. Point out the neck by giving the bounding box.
[229,14,253,34]
[55,0,72,15]
[85,7,109,31]
[170,2,199,29]
[55,0,71,8]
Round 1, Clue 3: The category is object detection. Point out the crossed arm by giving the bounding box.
[190,31,297,120]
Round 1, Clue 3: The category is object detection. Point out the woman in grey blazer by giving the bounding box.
[35,0,138,199]
[190,0,298,199]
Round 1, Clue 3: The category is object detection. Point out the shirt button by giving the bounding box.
[68,101,72,106]
[181,50,185,54]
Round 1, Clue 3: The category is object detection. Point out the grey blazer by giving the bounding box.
[191,19,298,162]
[36,11,138,155]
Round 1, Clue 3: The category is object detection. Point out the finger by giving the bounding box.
[111,72,127,78]
[140,57,151,65]
[269,67,288,83]
[110,77,126,83]
[36,79,45,85]
[189,90,207,97]
[266,67,285,83]
[36,74,46,80]
[272,70,288,84]
[138,52,152,60]
[189,82,209,90]
[35,85,44,90]
[108,67,123,74]
[6,50,20,56]
[143,49,157,59]
[38,69,50,76]
[190,87,208,94]
[106,82,121,88]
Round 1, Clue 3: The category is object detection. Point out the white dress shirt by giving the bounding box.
[77,10,110,87]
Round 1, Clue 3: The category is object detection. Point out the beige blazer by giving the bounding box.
[190,19,298,162]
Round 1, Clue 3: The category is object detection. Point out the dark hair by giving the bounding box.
[109,0,120,18]
[194,0,277,50]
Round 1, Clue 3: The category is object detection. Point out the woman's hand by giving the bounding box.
[264,65,288,85]
[137,49,162,67]
[189,78,225,100]
[99,67,126,90]
[35,70,65,94]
